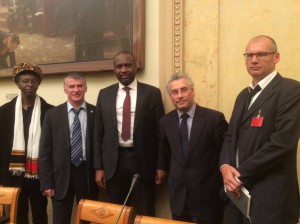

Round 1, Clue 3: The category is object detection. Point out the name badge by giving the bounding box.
[251,117,264,127]
[251,109,264,127]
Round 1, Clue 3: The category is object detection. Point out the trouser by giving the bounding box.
[52,162,96,224]
[106,150,156,216]
[11,177,48,224]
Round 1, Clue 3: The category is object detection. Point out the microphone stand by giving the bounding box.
[114,173,140,224]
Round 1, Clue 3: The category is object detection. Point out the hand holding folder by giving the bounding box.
[225,185,251,218]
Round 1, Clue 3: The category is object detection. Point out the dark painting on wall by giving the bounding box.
[0,0,144,77]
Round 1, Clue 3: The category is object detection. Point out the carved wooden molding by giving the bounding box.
[173,0,183,73]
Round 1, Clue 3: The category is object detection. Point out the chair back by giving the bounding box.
[134,215,195,224]
[0,187,20,224]
[75,199,133,224]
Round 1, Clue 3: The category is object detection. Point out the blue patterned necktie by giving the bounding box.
[71,108,83,167]
[179,113,189,158]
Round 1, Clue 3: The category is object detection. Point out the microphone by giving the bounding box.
[115,173,140,224]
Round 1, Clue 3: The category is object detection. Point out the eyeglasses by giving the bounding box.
[243,52,276,60]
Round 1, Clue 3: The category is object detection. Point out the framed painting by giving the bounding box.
[0,0,145,77]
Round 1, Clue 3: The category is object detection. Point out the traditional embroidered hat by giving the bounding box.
[12,62,43,83]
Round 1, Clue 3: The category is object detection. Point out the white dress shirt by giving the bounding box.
[116,79,137,147]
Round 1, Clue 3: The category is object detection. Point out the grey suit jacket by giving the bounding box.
[158,104,228,217]
[39,102,96,200]
[220,74,300,224]
[93,82,164,183]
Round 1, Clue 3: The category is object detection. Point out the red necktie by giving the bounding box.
[121,87,131,141]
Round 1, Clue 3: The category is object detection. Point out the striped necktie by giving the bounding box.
[71,108,83,167]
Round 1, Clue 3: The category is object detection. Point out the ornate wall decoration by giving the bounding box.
[173,0,183,73]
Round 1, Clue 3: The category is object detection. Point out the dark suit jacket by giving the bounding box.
[93,82,165,183]
[158,104,228,218]
[0,96,53,186]
[39,102,97,200]
[220,74,300,224]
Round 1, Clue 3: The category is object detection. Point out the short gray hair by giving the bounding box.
[63,72,86,86]
[166,72,194,93]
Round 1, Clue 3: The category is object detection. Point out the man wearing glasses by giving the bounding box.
[220,35,300,224]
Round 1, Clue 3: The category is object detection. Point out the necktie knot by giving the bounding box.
[123,87,130,93]
[72,107,82,116]
[249,85,261,97]
[245,85,261,111]
[181,113,189,121]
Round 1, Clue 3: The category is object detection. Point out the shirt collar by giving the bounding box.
[118,78,137,90]
[248,70,277,91]
[67,101,86,113]
[177,103,196,119]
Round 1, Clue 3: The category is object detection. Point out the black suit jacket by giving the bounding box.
[158,104,228,218]
[39,102,97,200]
[0,96,53,186]
[93,82,165,183]
[220,74,300,224]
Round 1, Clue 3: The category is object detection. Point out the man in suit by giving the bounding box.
[158,73,228,224]
[220,35,300,224]
[0,62,52,223]
[94,51,165,216]
[39,72,98,224]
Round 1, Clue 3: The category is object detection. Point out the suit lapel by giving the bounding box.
[188,105,206,160]
[169,111,183,158]
[242,74,281,123]
[85,103,95,161]
[62,103,71,150]
[235,90,249,128]
[110,84,119,129]
[134,82,143,131]
[85,103,95,149]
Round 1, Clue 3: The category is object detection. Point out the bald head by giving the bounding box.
[246,35,277,52]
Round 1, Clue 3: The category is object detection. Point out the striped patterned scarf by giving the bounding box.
[9,95,41,179]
